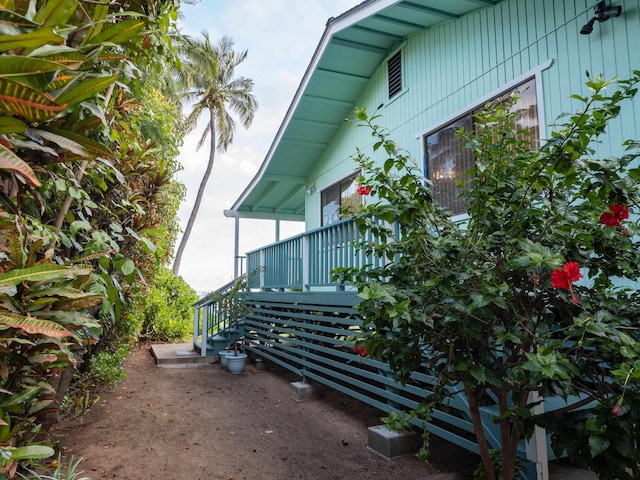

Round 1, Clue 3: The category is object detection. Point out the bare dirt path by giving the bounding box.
[51,346,479,480]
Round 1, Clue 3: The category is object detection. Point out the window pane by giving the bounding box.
[511,78,539,148]
[424,78,539,215]
[425,115,474,215]
[321,184,340,226]
[320,172,361,226]
[340,175,360,219]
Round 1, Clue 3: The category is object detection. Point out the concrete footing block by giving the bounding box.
[366,425,421,459]
[290,381,315,402]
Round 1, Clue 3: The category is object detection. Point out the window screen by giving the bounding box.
[321,172,361,226]
[424,78,539,215]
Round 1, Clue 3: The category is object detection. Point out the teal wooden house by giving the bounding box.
[194,1,639,478]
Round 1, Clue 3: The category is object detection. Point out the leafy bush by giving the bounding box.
[135,268,198,342]
[88,345,129,387]
[341,73,640,479]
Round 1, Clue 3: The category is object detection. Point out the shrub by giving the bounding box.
[88,345,129,387]
[136,268,198,342]
[340,72,640,479]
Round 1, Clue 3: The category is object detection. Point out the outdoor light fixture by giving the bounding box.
[306,182,316,194]
[580,1,622,35]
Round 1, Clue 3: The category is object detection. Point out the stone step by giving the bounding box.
[151,343,216,368]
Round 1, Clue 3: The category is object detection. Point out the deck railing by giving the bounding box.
[246,218,392,291]
[192,276,245,356]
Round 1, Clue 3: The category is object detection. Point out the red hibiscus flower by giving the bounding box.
[357,185,372,196]
[551,262,583,304]
[611,403,621,416]
[600,204,629,235]
[354,344,367,357]
[354,343,367,364]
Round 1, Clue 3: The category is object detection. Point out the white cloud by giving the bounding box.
[175,0,361,293]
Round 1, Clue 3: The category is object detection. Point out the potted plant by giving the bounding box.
[223,275,251,374]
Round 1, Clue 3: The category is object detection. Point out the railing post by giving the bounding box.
[525,391,549,480]
[201,304,208,358]
[193,305,199,351]
[302,233,310,291]
[259,249,265,290]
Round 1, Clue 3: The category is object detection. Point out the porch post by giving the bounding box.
[302,233,310,292]
[193,304,199,351]
[275,219,280,242]
[525,391,549,480]
[233,217,240,279]
[201,305,208,358]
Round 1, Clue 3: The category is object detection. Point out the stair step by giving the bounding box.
[151,343,215,367]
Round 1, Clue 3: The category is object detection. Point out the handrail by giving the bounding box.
[193,275,246,356]
[246,217,390,291]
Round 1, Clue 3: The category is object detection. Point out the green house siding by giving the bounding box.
[305,0,640,229]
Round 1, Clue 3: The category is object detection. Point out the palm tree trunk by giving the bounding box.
[172,110,217,275]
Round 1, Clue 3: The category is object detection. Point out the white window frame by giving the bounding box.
[418,59,552,220]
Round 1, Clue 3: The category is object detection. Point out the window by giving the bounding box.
[388,50,402,99]
[424,78,539,215]
[321,172,361,226]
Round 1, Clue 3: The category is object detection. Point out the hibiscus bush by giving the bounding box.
[338,72,640,479]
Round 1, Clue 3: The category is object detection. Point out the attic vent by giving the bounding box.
[388,50,402,99]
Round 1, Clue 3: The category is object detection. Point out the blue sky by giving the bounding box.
[175,1,361,293]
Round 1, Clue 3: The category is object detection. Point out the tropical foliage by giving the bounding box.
[339,73,640,479]
[134,267,198,342]
[0,0,186,475]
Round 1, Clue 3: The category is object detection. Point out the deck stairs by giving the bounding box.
[192,277,246,356]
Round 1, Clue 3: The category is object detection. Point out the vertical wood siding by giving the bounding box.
[306,0,640,229]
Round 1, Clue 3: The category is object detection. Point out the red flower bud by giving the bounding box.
[611,403,621,416]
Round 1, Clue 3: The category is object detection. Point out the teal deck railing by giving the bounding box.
[192,276,246,357]
[246,218,393,291]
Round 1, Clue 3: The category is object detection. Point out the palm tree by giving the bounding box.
[172,33,257,274]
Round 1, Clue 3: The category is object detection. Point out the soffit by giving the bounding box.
[227,0,501,221]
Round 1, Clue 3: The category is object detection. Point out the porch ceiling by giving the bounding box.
[225,0,501,222]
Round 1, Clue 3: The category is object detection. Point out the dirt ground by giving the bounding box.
[50,345,480,480]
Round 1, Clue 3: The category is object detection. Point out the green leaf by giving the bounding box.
[0,56,61,90]
[0,10,39,35]
[33,0,78,27]
[121,259,135,276]
[0,26,63,53]
[0,264,91,286]
[54,74,117,107]
[39,127,113,159]
[0,313,73,338]
[588,435,610,457]
[0,116,26,134]
[0,77,66,122]
[7,445,54,461]
[0,386,40,408]
[70,220,92,236]
[87,19,145,45]
[0,144,40,187]
[29,128,91,158]
[469,366,487,383]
